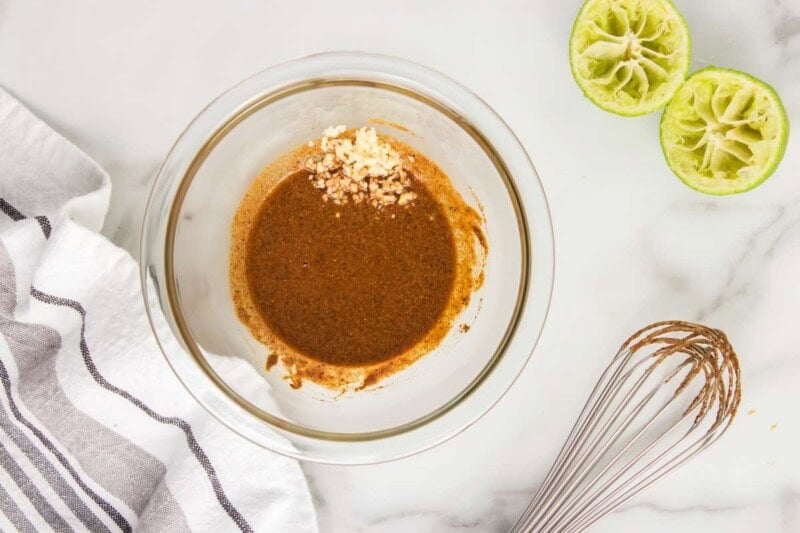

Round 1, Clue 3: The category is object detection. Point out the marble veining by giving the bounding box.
[0,0,798,531]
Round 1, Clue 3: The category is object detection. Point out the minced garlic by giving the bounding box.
[304,126,417,208]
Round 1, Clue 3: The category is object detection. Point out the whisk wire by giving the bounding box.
[522,352,631,520]
[552,386,692,527]
[511,321,741,533]
[522,351,637,526]
[534,367,689,530]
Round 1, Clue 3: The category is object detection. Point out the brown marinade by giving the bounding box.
[245,170,456,367]
[230,132,486,390]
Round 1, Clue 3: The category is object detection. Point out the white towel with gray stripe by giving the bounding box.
[0,87,318,532]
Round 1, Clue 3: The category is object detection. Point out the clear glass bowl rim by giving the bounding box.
[140,51,555,464]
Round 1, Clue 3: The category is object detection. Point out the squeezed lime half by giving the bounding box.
[570,0,691,116]
[660,67,789,195]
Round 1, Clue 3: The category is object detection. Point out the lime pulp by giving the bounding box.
[660,67,789,195]
[569,0,691,116]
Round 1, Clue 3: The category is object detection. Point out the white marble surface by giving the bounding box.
[2,0,799,531]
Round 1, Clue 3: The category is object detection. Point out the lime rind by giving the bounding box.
[569,0,691,116]
[660,67,790,195]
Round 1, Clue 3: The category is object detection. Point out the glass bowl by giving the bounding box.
[140,52,553,464]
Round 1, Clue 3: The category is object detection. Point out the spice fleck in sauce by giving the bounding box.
[230,128,485,390]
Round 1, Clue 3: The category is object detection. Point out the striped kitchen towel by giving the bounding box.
[0,87,318,532]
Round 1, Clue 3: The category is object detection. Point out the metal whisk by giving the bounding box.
[511,321,741,532]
